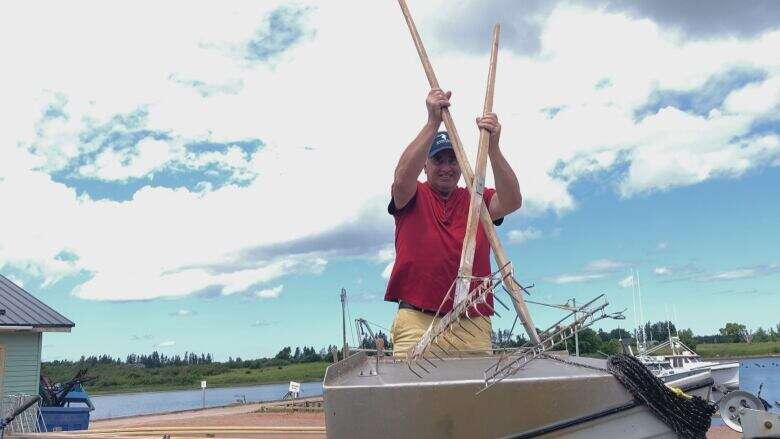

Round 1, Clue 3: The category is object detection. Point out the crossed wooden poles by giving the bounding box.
[398,0,541,349]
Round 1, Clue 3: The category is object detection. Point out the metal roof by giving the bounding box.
[0,274,74,328]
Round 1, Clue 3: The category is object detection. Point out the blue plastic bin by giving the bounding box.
[39,406,90,431]
[38,383,95,431]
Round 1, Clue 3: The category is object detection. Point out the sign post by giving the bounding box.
[201,380,207,408]
[289,381,301,399]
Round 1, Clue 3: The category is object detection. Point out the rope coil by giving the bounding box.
[607,354,715,439]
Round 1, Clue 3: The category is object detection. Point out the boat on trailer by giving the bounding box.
[324,352,713,438]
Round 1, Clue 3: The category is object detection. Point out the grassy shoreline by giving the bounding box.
[46,361,330,396]
[89,377,325,396]
[696,341,780,359]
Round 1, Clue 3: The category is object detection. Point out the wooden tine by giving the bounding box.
[454,23,500,305]
[397,0,540,344]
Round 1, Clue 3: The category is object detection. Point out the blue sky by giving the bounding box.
[0,1,778,361]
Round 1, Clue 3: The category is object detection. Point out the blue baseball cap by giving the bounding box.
[428,131,453,157]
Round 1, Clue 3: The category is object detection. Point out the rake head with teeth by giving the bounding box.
[479,294,626,393]
[404,266,514,377]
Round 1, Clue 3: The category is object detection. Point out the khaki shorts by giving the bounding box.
[391,307,492,358]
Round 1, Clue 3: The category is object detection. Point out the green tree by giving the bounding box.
[275,346,292,361]
[677,328,697,350]
[609,328,632,340]
[769,325,779,342]
[719,322,746,342]
[753,327,769,343]
[600,339,621,355]
[569,328,602,354]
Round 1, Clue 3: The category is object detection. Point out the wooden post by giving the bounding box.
[454,24,499,305]
[397,0,540,344]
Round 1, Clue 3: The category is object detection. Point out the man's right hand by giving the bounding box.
[426,88,452,125]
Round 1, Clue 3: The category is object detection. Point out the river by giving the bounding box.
[90,381,323,420]
[711,356,780,426]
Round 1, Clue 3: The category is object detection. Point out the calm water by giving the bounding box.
[89,357,779,421]
[710,356,780,426]
[90,381,323,420]
[738,357,780,404]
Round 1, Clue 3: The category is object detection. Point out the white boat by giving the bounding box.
[639,355,703,382]
[623,271,739,401]
[640,336,740,401]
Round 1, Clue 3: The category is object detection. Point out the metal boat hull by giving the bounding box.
[708,362,740,390]
[705,362,740,401]
[323,353,712,438]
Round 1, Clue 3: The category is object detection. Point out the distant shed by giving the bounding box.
[0,274,74,398]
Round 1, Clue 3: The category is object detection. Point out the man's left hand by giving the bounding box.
[476,112,501,150]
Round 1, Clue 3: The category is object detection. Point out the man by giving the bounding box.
[386,88,523,356]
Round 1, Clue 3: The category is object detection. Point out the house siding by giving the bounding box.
[0,332,42,398]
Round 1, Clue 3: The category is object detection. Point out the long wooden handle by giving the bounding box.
[454,24,499,304]
[397,0,540,344]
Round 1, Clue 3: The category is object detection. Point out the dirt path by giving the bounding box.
[91,398,737,438]
[87,399,325,438]
[707,425,740,438]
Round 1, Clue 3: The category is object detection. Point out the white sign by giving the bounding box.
[201,380,207,389]
[288,381,301,393]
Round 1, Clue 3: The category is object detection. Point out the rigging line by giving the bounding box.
[524,299,575,311]
[503,314,519,347]
[345,300,357,347]
[509,314,518,335]
[363,318,392,333]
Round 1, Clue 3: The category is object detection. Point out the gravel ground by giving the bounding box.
[706,425,740,439]
[90,400,326,438]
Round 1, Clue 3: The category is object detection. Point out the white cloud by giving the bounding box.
[547,258,625,285]
[79,138,175,181]
[170,309,194,317]
[618,275,634,288]
[381,261,395,280]
[654,267,671,276]
[549,273,607,284]
[4,275,25,288]
[507,227,543,244]
[376,246,396,280]
[584,259,626,272]
[375,246,395,263]
[707,269,757,281]
[155,341,176,348]
[723,76,780,115]
[255,285,283,299]
[656,242,669,251]
[1,2,778,301]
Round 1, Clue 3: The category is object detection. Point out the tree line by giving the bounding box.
[48,320,779,371]
[490,320,780,357]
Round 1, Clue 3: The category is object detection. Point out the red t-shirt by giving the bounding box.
[385,181,501,316]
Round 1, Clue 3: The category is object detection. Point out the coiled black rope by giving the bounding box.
[607,354,716,439]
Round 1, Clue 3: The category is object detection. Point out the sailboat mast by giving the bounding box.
[630,269,639,352]
[636,270,647,352]
[665,304,675,355]
[341,288,348,359]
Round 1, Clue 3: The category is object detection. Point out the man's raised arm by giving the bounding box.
[477,112,523,220]
[392,88,451,210]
